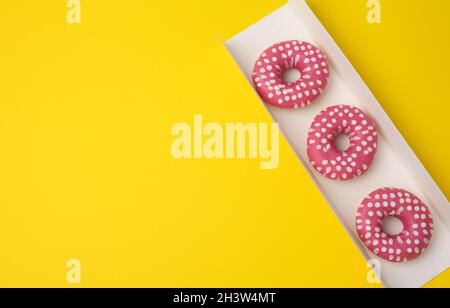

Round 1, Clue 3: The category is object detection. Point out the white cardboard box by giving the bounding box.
[224,0,450,288]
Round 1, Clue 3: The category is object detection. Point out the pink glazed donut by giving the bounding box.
[307,105,378,181]
[356,188,434,263]
[252,40,330,109]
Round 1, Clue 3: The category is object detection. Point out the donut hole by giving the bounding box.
[282,68,301,83]
[334,133,351,152]
[381,216,404,236]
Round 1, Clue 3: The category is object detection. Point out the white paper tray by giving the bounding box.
[223,0,450,288]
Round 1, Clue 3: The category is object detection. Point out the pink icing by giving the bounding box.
[307,105,378,181]
[252,40,330,109]
[357,188,434,263]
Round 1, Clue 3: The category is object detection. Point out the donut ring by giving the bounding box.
[357,188,434,263]
[252,40,330,109]
[307,105,378,181]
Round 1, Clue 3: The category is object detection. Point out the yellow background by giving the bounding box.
[0,0,449,288]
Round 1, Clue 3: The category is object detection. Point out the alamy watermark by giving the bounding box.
[367,0,382,24]
[66,259,82,284]
[171,115,280,170]
[366,259,382,284]
[67,0,81,24]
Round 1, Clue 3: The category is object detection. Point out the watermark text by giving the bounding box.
[171,115,280,170]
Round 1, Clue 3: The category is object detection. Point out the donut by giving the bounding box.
[356,188,434,263]
[252,40,330,109]
[307,105,378,181]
